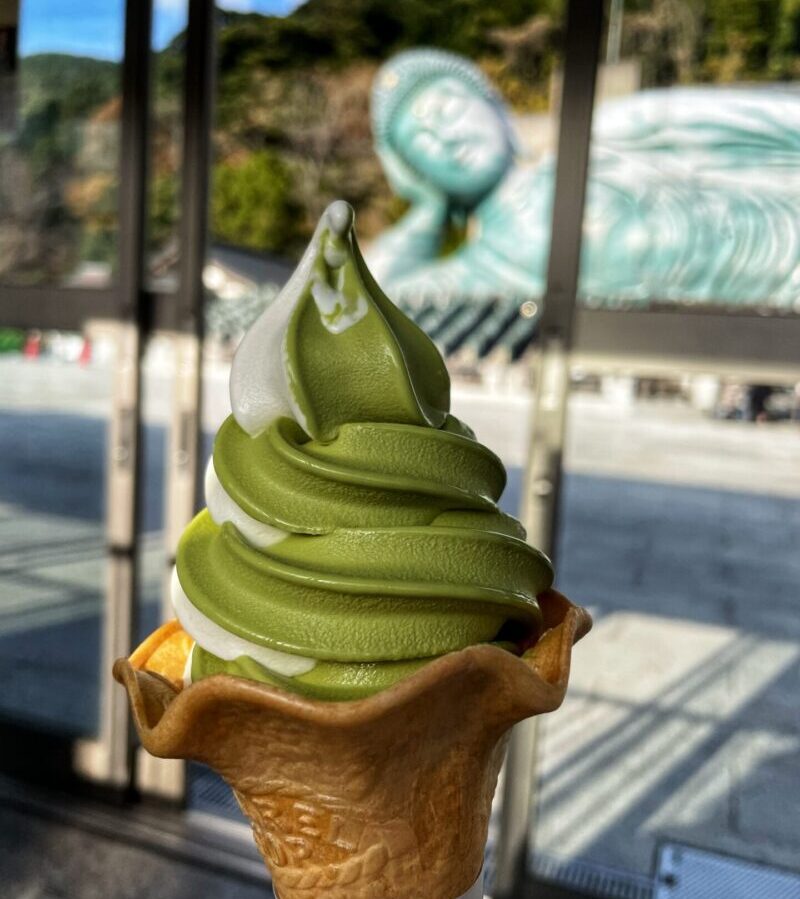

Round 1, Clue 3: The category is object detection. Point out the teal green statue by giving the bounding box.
[368,48,800,311]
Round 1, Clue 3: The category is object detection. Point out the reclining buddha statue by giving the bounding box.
[367,48,800,312]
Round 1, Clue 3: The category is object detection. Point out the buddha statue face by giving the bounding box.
[388,76,514,208]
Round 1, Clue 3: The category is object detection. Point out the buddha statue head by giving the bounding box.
[372,49,515,210]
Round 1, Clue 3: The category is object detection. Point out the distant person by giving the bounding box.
[746,384,773,423]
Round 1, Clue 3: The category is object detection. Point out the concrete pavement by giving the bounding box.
[532,476,800,894]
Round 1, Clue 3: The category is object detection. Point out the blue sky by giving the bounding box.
[19,0,304,61]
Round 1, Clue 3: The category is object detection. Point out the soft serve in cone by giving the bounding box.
[116,201,590,898]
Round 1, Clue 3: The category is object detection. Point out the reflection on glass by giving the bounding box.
[0,0,124,287]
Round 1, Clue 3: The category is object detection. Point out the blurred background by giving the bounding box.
[0,0,799,897]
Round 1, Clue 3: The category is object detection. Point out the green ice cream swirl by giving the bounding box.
[174,201,552,700]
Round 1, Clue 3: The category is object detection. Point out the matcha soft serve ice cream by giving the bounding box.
[116,199,591,899]
[172,200,553,700]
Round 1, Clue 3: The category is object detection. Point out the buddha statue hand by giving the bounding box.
[378,147,448,212]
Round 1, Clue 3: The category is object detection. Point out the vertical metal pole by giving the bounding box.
[0,0,19,134]
[74,0,153,787]
[176,0,216,343]
[492,0,604,894]
[169,0,216,539]
[136,0,215,800]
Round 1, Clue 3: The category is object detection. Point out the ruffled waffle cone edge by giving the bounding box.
[114,590,590,899]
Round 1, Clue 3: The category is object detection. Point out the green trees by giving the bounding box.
[769,0,800,76]
[624,0,800,83]
[211,150,295,251]
[0,54,119,283]
[705,0,782,78]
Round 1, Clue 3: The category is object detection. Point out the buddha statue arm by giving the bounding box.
[384,240,540,304]
[366,149,449,286]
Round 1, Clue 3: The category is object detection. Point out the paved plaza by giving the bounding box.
[0,800,274,899]
[533,475,800,894]
[0,357,798,895]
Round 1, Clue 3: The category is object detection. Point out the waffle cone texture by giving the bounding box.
[114,589,590,899]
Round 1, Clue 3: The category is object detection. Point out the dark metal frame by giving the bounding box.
[177,0,215,337]
[77,0,154,788]
[575,307,800,381]
[539,1,604,351]
[494,1,604,896]
[158,0,215,643]
[160,0,215,574]
[118,0,154,328]
[0,0,153,331]
[0,287,118,330]
[522,0,603,554]
[135,0,216,800]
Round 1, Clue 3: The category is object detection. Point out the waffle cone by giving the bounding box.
[114,590,590,899]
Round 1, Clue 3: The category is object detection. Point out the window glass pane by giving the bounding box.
[533,380,800,892]
[0,0,125,287]
[531,1,800,892]
[0,324,117,737]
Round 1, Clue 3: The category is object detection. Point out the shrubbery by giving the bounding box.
[211,150,295,251]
